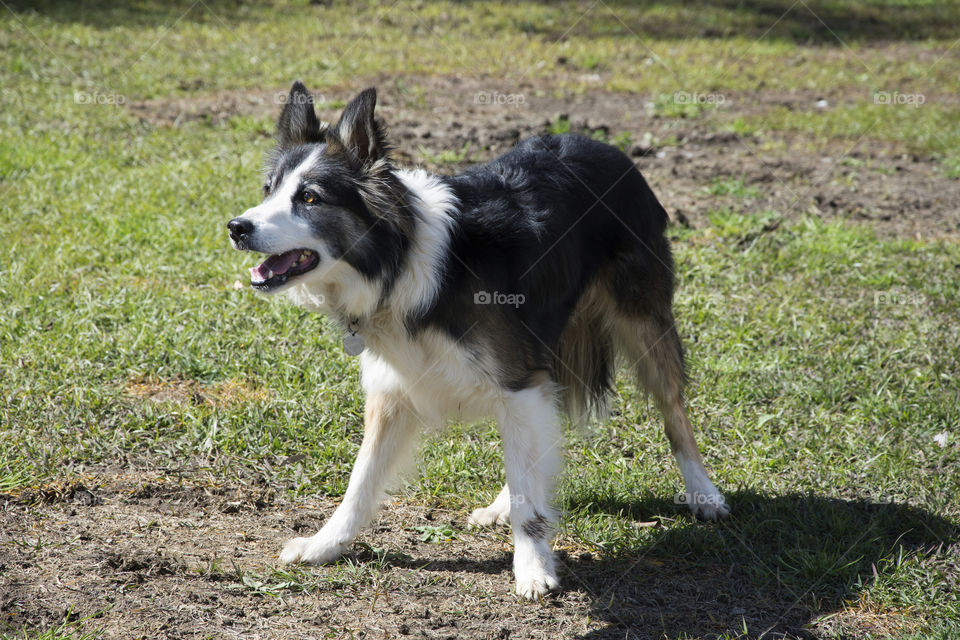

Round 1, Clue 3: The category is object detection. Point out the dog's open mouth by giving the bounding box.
[250,249,320,290]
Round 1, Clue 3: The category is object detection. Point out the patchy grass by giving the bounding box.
[704,176,761,198]
[1,1,959,638]
[417,142,477,166]
[123,376,269,408]
[737,101,960,175]
[1,617,102,640]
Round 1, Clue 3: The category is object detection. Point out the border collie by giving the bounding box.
[227,82,728,599]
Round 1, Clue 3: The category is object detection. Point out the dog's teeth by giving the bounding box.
[266,269,274,279]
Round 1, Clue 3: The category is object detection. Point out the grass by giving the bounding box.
[417,142,476,165]
[704,176,761,198]
[1,615,102,640]
[1,1,959,638]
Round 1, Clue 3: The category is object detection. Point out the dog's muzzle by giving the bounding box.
[228,217,254,250]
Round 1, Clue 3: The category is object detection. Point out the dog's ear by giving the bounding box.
[277,81,324,149]
[331,87,386,166]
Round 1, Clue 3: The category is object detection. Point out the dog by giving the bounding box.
[227,82,729,600]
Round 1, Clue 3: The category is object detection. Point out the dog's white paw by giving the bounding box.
[468,505,510,528]
[515,570,559,601]
[513,540,559,601]
[679,467,730,521]
[689,493,730,520]
[279,535,346,566]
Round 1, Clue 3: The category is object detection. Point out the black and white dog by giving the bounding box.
[227,82,728,599]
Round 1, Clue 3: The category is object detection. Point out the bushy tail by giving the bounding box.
[554,285,616,426]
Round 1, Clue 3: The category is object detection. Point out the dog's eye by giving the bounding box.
[302,189,319,204]
[263,183,271,196]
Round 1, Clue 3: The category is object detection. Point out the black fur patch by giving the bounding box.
[416,134,674,393]
[521,511,551,539]
[276,81,325,150]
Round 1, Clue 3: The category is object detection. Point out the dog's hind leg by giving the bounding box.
[497,384,562,600]
[279,390,420,565]
[614,312,729,520]
[468,484,511,527]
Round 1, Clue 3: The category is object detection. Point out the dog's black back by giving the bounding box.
[415,134,676,415]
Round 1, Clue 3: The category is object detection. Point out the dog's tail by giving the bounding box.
[554,284,616,426]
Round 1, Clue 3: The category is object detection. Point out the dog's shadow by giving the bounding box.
[368,491,957,638]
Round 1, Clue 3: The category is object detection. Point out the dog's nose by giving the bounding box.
[228,217,254,244]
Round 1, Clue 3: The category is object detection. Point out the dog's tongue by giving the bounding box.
[250,250,301,282]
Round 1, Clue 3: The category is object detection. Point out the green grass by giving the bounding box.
[547,116,573,135]
[417,142,476,165]
[1,615,102,640]
[704,176,761,198]
[737,101,960,175]
[1,1,959,638]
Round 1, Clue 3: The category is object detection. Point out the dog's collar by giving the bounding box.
[343,316,365,356]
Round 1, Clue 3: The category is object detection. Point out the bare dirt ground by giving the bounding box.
[128,74,960,241]
[2,475,813,640]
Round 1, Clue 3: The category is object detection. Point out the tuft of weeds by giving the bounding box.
[546,116,571,136]
[417,142,475,165]
[225,566,313,598]
[704,176,760,199]
[0,612,103,640]
[411,524,460,543]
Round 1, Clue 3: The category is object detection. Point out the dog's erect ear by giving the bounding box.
[332,88,386,166]
[277,81,323,149]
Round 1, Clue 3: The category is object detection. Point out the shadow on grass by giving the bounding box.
[379,491,958,638]
[1,0,263,28]
[563,491,958,637]
[595,0,960,42]
[8,0,960,42]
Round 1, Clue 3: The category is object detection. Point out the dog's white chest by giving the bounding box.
[359,330,498,423]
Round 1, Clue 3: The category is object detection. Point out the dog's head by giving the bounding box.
[228,82,410,307]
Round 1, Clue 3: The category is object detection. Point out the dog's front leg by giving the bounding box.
[280,391,419,565]
[498,386,563,600]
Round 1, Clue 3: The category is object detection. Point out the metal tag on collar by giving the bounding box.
[344,318,365,356]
